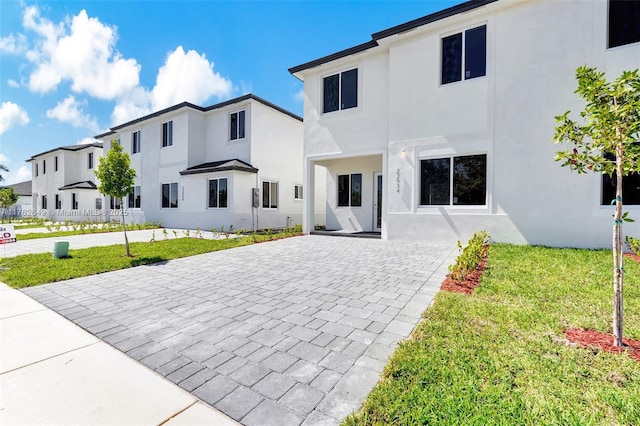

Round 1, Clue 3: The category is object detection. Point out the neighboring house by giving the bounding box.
[0,180,32,218]
[27,143,105,222]
[95,94,313,230]
[289,0,640,248]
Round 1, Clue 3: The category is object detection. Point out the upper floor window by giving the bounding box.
[162,182,178,208]
[88,152,94,169]
[128,185,141,208]
[42,159,46,175]
[609,0,640,48]
[208,178,228,208]
[323,68,358,113]
[35,163,38,177]
[132,130,141,154]
[442,25,486,85]
[294,184,303,200]
[262,180,278,209]
[230,111,245,140]
[54,156,58,172]
[420,154,487,206]
[338,173,362,207]
[162,121,173,147]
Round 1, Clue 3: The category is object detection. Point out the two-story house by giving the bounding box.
[27,143,105,222]
[289,0,640,248]
[95,94,312,231]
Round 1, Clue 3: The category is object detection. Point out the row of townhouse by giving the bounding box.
[29,95,326,230]
[289,0,640,248]
[27,0,639,247]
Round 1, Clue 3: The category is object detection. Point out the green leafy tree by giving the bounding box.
[0,164,8,183]
[0,187,18,222]
[554,66,640,347]
[94,142,136,257]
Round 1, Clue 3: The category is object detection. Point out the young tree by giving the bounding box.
[0,164,8,183]
[554,66,640,347]
[94,142,136,257]
[0,188,19,222]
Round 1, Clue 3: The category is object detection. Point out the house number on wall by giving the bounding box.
[396,168,400,193]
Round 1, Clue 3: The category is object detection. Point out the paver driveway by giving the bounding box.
[23,235,457,425]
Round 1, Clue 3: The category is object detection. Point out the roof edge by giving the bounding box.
[27,143,103,162]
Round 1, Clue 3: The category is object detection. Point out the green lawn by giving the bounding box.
[17,223,160,240]
[345,244,640,425]
[0,234,296,288]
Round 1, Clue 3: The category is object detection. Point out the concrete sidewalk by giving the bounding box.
[0,282,238,425]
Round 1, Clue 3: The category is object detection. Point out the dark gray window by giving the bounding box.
[294,185,303,200]
[421,154,487,206]
[110,196,121,210]
[208,178,228,208]
[162,183,178,208]
[442,25,486,84]
[88,152,94,169]
[41,195,47,209]
[128,186,141,208]
[132,131,141,154]
[601,148,640,205]
[42,159,46,174]
[55,194,61,209]
[323,69,358,113]
[72,193,78,210]
[262,180,278,209]
[337,173,362,207]
[95,198,102,210]
[54,156,58,172]
[609,0,640,48]
[230,111,245,140]
[162,121,173,147]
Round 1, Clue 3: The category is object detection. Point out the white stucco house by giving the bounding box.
[95,94,316,231]
[289,0,640,248]
[27,143,106,222]
[0,180,32,218]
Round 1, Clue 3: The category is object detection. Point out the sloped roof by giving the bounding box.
[27,143,103,162]
[179,159,258,176]
[288,0,498,75]
[58,181,98,191]
[1,180,32,196]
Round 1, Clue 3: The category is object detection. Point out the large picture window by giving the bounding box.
[162,121,173,147]
[208,178,228,208]
[421,154,487,206]
[609,0,640,48]
[262,180,278,209]
[442,25,486,84]
[230,111,245,140]
[323,68,358,113]
[337,173,362,207]
[162,183,179,208]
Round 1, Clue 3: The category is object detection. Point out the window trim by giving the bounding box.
[322,67,359,114]
[418,153,488,207]
[337,173,363,208]
[262,180,279,209]
[608,0,640,49]
[161,182,179,209]
[162,120,173,147]
[440,24,487,85]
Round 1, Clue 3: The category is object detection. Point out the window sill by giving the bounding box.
[417,205,490,214]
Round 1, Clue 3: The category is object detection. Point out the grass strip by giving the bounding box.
[17,225,160,240]
[344,244,640,425]
[0,234,295,288]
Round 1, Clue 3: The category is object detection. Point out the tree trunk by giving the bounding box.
[121,200,131,257]
[612,142,624,347]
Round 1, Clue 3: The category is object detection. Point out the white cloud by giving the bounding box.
[0,154,10,165]
[7,79,20,88]
[0,33,27,55]
[76,137,100,145]
[46,95,99,132]
[151,46,232,110]
[0,101,30,136]
[23,6,140,99]
[4,165,31,185]
[111,86,152,125]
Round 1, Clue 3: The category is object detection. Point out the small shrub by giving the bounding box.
[162,229,168,240]
[448,231,491,283]
[627,236,640,256]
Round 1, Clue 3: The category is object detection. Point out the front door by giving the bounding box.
[374,172,382,232]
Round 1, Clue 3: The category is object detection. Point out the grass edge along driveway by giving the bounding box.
[0,233,297,288]
[344,244,640,425]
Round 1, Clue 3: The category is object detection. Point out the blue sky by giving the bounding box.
[0,0,462,184]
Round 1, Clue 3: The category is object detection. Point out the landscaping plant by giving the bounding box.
[448,231,490,283]
[554,66,640,347]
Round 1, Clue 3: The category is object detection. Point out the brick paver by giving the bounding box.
[22,235,456,425]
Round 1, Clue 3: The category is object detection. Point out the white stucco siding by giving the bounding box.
[203,103,252,164]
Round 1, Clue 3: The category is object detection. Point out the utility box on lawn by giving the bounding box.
[53,241,69,259]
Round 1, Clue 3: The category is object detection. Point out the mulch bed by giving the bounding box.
[564,328,640,362]
[440,246,488,294]
[625,253,640,263]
